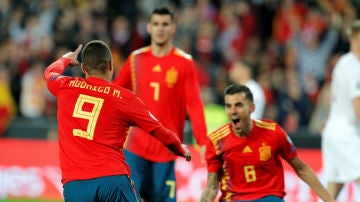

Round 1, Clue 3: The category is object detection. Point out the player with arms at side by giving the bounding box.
[113,6,207,202]
[200,84,334,202]
[322,20,360,199]
[44,40,191,202]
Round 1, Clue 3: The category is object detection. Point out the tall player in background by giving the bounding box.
[44,40,191,202]
[200,84,334,202]
[113,6,207,202]
[322,20,360,199]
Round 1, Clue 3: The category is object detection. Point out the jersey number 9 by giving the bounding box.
[72,94,104,140]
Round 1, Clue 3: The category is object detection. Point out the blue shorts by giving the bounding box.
[229,195,284,202]
[63,175,141,202]
[124,150,176,202]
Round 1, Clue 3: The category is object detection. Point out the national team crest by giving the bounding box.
[259,143,271,161]
[165,66,178,88]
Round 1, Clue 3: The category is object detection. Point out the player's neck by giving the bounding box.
[234,120,253,138]
[235,130,250,138]
[351,47,360,59]
[86,73,111,82]
[151,43,173,57]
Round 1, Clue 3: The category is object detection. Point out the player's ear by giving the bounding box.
[109,60,113,72]
[171,23,176,35]
[81,64,87,75]
[250,103,255,114]
[147,23,151,34]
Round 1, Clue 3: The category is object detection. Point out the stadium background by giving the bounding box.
[0,0,360,201]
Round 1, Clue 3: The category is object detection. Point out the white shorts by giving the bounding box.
[322,121,360,183]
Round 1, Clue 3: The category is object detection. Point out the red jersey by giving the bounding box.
[113,46,207,162]
[206,120,298,201]
[44,57,180,184]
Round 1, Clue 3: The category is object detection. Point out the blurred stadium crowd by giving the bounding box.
[0,0,359,138]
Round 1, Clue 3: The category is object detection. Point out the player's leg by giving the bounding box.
[323,145,344,199]
[355,178,360,185]
[63,175,141,202]
[321,131,346,199]
[150,160,176,202]
[354,178,360,202]
[254,195,284,202]
[63,179,96,202]
[97,175,142,202]
[124,150,152,200]
[327,182,344,199]
[233,195,284,202]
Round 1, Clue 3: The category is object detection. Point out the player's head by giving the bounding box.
[150,6,174,21]
[147,6,175,46]
[347,20,360,53]
[347,20,360,39]
[229,60,253,84]
[224,84,255,135]
[224,84,254,103]
[81,40,113,81]
[347,20,360,52]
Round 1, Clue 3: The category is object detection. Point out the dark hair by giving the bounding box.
[150,6,174,21]
[224,84,254,103]
[81,40,112,74]
[347,20,360,38]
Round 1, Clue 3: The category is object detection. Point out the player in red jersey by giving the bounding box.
[44,40,191,202]
[200,84,334,202]
[112,6,207,202]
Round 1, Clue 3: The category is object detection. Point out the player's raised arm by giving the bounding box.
[62,44,82,65]
[43,44,82,82]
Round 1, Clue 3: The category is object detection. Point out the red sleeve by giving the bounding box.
[43,57,72,95]
[205,136,222,173]
[112,54,133,90]
[127,94,185,156]
[185,60,207,145]
[277,125,298,161]
[150,127,185,157]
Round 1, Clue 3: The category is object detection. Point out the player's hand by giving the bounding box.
[62,44,82,66]
[182,144,191,161]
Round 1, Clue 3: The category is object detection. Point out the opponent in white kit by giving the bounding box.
[322,20,360,199]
